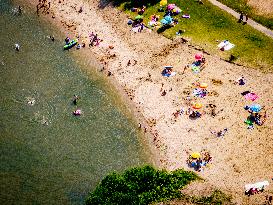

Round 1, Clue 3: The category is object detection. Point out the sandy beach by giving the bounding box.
[20,0,273,204]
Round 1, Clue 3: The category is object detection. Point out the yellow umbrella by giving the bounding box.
[191,152,201,159]
[192,103,203,109]
[199,83,208,89]
[160,0,167,7]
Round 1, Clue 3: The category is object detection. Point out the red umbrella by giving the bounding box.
[195,53,203,61]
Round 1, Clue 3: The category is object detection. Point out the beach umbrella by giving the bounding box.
[191,152,201,159]
[164,66,173,68]
[160,0,167,7]
[249,104,262,113]
[199,83,208,89]
[192,103,203,109]
[135,15,143,20]
[195,53,203,61]
[164,15,173,23]
[160,19,168,25]
[167,3,175,10]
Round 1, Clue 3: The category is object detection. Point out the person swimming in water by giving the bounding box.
[72,95,79,105]
[15,43,20,51]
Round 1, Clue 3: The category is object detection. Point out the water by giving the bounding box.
[0,1,149,204]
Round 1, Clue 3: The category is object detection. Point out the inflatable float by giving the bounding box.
[64,39,78,50]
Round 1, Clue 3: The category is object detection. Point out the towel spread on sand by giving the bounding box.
[245,181,269,192]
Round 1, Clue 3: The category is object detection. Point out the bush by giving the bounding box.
[86,165,198,205]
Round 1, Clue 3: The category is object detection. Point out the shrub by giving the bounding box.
[86,165,198,205]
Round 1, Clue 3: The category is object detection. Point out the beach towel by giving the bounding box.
[163,72,176,77]
[191,64,200,74]
[244,92,259,101]
[245,181,269,192]
[193,88,207,98]
[182,14,190,18]
[217,40,235,51]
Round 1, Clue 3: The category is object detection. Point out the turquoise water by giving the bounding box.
[0,1,149,204]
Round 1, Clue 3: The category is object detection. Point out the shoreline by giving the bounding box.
[16,0,273,204]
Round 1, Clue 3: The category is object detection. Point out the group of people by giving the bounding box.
[187,151,212,172]
[89,32,101,47]
[239,12,248,24]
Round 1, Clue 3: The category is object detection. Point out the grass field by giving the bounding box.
[118,0,273,71]
[217,0,273,30]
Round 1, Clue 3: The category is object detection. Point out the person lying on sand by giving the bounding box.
[200,57,207,70]
[235,76,246,85]
[210,128,228,137]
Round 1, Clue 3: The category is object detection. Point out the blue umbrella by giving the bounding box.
[164,15,173,23]
[249,104,261,113]
[160,19,168,25]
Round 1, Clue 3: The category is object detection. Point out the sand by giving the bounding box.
[19,0,273,204]
[248,0,273,17]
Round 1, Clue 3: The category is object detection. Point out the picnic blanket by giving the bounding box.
[244,92,259,101]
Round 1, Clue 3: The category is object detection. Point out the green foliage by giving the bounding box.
[217,0,273,30]
[85,165,198,205]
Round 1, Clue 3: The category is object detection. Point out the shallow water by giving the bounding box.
[0,1,149,204]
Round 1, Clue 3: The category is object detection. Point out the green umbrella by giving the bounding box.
[135,15,143,20]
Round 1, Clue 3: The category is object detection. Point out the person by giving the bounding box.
[138,5,146,15]
[196,158,202,171]
[127,60,131,66]
[161,90,166,96]
[200,57,207,70]
[15,43,20,51]
[239,12,243,23]
[76,44,81,49]
[65,37,70,44]
[73,109,81,116]
[217,128,228,137]
[267,196,273,205]
[72,95,79,105]
[176,29,183,35]
[18,6,22,15]
[79,6,83,13]
[48,0,51,9]
[237,76,246,85]
[48,35,55,41]
[244,14,248,24]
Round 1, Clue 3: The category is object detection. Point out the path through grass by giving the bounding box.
[216,0,273,30]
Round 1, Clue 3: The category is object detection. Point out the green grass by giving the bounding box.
[85,165,199,205]
[119,0,273,71]
[217,0,273,30]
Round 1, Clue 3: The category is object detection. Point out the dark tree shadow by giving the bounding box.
[157,24,172,34]
[98,0,161,9]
